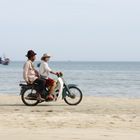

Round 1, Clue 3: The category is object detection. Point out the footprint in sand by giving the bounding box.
[14,109,20,111]
[47,110,53,112]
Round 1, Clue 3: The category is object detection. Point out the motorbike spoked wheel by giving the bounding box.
[64,86,83,106]
[21,88,39,106]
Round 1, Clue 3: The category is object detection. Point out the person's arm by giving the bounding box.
[50,71,57,75]
[35,69,39,77]
[23,62,29,83]
[44,63,57,75]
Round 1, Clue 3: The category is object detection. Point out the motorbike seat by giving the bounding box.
[19,83,38,87]
[19,83,28,86]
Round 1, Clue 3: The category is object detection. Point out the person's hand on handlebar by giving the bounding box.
[50,71,63,77]
[56,72,63,77]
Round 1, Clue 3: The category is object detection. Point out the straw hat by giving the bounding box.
[41,53,51,60]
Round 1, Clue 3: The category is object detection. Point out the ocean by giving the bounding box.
[0,61,140,98]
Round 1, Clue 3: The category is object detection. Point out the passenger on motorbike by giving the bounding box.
[23,50,45,102]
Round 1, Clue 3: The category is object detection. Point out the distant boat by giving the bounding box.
[0,57,10,65]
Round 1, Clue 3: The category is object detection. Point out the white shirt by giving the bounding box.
[39,61,52,79]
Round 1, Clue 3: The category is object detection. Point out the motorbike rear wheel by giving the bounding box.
[21,88,39,106]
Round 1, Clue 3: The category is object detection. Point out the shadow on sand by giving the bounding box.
[0,103,67,107]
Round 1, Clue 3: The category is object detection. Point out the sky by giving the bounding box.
[0,0,140,61]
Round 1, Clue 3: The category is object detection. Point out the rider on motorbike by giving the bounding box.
[39,53,59,100]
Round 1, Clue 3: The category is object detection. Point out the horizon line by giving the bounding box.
[10,60,140,62]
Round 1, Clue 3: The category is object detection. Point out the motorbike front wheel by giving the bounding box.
[64,86,83,106]
[21,88,39,106]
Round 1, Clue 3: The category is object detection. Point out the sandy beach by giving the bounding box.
[0,95,140,140]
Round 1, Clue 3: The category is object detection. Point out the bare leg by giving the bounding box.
[47,82,57,100]
[49,81,57,95]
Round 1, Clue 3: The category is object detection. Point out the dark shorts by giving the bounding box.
[45,78,55,87]
[34,78,46,93]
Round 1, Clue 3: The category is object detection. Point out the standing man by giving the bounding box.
[23,50,45,102]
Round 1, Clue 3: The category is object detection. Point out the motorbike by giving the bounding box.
[19,73,83,106]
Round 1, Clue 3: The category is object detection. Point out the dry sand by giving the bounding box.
[0,95,140,140]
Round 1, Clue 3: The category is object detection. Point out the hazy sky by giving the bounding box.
[0,0,140,61]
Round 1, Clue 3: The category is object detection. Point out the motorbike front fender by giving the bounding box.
[62,84,78,99]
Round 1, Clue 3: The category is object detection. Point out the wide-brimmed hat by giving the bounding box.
[41,53,51,59]
[26,50,37,58]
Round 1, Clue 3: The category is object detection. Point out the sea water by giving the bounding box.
[0,61,140,98]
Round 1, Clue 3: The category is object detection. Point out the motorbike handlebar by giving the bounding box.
[56,72,63,77]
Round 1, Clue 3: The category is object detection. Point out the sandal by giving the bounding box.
[46,95,54,101]
[37,97,45,103]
